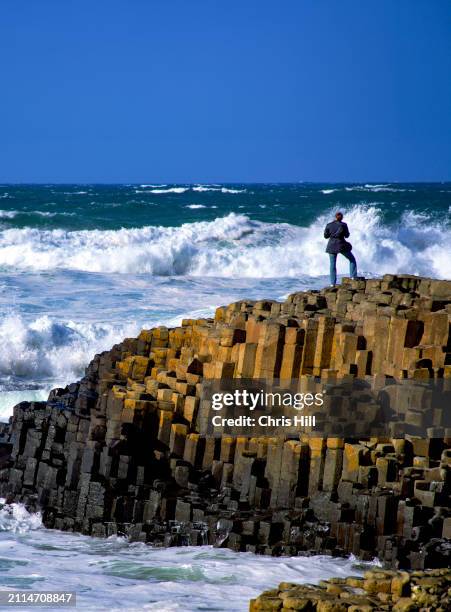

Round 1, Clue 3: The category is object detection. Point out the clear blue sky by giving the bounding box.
[1,0,451,183]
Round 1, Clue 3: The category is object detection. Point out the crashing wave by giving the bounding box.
[0,314,140,416]
[149,187,189,194]
[0,210,18,219]
[0,207,449,278]
[0,499,42,533]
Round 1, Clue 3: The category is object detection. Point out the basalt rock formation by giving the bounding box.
[250,568,451,611]
[0,275,450,569]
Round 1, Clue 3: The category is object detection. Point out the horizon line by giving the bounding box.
[1,180,451,186]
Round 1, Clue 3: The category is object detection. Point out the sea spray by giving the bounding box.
[0,207,449,277]
[0,313,140,418]
[0,499,43,533]
[0,507,374,612]
[0,313,140,383]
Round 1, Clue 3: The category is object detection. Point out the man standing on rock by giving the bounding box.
[324,211,358,286]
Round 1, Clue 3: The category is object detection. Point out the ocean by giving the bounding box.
[1,182,447,609]
[0,182,450,419]
[0,500,377,611]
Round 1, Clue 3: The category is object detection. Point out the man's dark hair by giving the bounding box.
[335,211,343,221]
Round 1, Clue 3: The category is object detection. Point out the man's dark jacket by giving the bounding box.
[324,220,352,254]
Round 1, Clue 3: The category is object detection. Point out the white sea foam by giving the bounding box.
[146,186,246,195]
[0,313,140,419]
[0,390,49,417]
[344,184,416,193]
[320,189,337,194]
[0,209,75,219]
[0,499,43,533]
[150,187,189,194]
[192,185,220,192]
[191,185,246,194]
[0,508,375,611]
[32,210,76,218]
[0,313,139,381]
[186,204,207,209]
[0,207,449,279]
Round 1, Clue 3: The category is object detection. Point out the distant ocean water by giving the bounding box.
[0,183,450,419]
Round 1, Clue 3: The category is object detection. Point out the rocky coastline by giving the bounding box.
[0,274,450,580]
[250,568,451,611]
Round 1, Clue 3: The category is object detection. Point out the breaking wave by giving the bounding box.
[0,209,75,220]
[136,185,246,194]
[191,186,246,194]
[148,187,189,194]
[345,184,416,193]
[320,185,416,195]
[0,313,140,410]
[0,207,449,278]
[0,499,42,533]
[139,184,167,188]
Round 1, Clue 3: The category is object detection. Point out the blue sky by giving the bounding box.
[1,0,451,182]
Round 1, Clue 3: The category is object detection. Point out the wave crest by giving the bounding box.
[0,313,139,390]
[0,500,42,533]
[0,208,449,278]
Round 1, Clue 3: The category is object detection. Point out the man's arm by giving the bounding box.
[324,224,331,238]
[342,223,350,238]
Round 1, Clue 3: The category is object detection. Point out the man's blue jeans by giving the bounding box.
[329,252,357,285]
